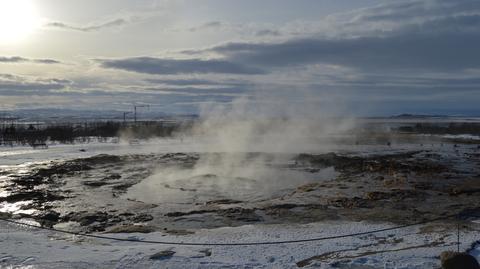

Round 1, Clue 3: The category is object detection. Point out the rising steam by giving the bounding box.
[127,92,354,203]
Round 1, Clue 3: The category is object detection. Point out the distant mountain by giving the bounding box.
[389,113,450,119]
[0,108,195,122]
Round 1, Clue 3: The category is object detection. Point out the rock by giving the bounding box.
[219,208,262,222]
[164,229,195,235]
[82,180,109,187]
[63,211,109,226]
[149,250,175,260]
[0,191,66,204]
[37,210,60,222]
[449,180,480,196]
[328,197,371,209]
[365,190,421,201]
[0,212,12,219]
[205,199,242,205]
[132,214,154,222]
[440,251,480,269]
[104,173,121,180]
[165,209,215,217]
[295,183,320,193]
[82,154,122,165]
[107,225,155,233]
[199,249,212,257]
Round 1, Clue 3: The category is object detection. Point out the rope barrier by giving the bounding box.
[0,213,459,246]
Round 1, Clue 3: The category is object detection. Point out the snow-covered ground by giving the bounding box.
[2,139,480,268]
[1,218,479,268]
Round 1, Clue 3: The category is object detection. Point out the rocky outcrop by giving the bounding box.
[440,251,480,269]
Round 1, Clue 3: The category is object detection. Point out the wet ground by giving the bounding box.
[1,132,480,236]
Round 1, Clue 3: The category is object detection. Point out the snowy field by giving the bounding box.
[1,218,479,269]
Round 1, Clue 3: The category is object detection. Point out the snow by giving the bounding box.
[2,141,480,268]
[442,134,480,140]
[1,219,478,268]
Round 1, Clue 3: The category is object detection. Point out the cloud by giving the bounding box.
[144,78,249,87]
[203,12,480,72]
[99,57,266,75]
[188,21,224,32]
[0,56,27,63]
[0,73,70,95]
[4,0,480,115]
[255,29,281,37]
[0,56,61,64]
[164,0,480,76]
[0,82,65,96]
[350,0,480,24]
[34,59,62,64]
[145,78,222,86]
[46,18,127,32]
[142,86,247,96]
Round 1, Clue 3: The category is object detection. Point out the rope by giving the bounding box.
[0,214,458,246]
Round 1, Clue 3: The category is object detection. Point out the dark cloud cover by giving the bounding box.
[208,14,480,72]
[145,78,224,86]
[143,86,247,96]
[100,57,266,75]
[115,0,480,78]
[144,78,249,87]
[0,56,61,64]
[0,74,70,95]
[0,81,65,95]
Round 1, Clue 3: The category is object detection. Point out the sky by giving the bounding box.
[1,0,480,116]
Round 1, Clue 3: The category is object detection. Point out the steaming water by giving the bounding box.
[125,160,337,204]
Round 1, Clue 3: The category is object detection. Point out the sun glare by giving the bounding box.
[0,0,40,44]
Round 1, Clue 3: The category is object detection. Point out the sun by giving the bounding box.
[0,0,40,44]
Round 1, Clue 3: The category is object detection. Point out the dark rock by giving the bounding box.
[104,173,121,180]
[82,180,109,187]
[0,191,66,204]
[149,250,175,260]
[112,181,140,193]
[265,203,301,210]
[63,211,109,226]
[0,212,12,219]
[199,249,212,257]
[440,251,480,269]
[295,151,447,175]
[82,154,123,165]
[37,210,60,222]
[107,225,155,233]
[295,183,320,193]
[328,197,371,209]
[219,208,262,222]
[165,210,215,217]
[164,229,195,235]
[132,214,154,222]
[365,190,422,201]
[205,199,242,205]
[119,212,135,217]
